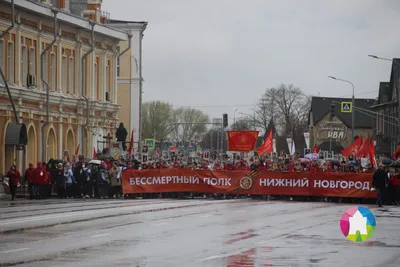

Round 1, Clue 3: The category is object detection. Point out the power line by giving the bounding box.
[170,90,378,109]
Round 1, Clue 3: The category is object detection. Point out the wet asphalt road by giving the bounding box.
[0,198,399,267]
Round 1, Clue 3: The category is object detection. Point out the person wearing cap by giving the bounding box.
[372,163,388,207]
[25,163,34,199]
[7,165,20,201]
[31,162,43,199]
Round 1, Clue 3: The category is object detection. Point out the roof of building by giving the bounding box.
[4,0,129,40]
[309,96,375,128]
[108,19,148,25]
[389,58,400,95]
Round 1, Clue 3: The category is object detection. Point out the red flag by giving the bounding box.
[172,145,177,151]
[394,145,400,160]
[257,129,273,156]
[313,144,318,153]
[67,155,71,163]
[127,130,134,155]
[227,131,259,152]
[93,147,97,159]
[74,144,80,156]
[342,136,363,157]
[357,136,370,158]
[369,137,376,167]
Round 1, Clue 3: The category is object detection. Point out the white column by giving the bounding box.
[37,32,42,89]
[101,51,106,101]
[15,26,21,86]
[38,104,43,160]
[57,39,62,92]
[112,51,117,103]
[58,117,63,158]
[75,42,81,95]
[90,50,95,99]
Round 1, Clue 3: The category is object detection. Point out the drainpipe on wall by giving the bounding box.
[116,33,132,144]
[40,9,58,162]
[0,0,18,123]
[81,22,95,157]
[138,24,147,160]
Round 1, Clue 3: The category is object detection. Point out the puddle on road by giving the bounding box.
[358,241,400,248]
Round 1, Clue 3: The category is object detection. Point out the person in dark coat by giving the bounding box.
[372,163,388,207]
[54,163,66,198]
[116,123,128,151]
[97,163,109,199]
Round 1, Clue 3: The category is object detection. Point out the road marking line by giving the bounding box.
[154,223,168,226]
[90,233,111,238]
[199,215,213,218]
[0,248,30,253]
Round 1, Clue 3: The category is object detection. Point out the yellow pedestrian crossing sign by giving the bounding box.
[144,138,155,149]
[341,102,352,113]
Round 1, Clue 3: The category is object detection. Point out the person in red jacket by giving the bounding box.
[42,164,51,199]
[7,165,20,200]
[25,163,34,199]
[388,170,399,205]
[32,162,44,199]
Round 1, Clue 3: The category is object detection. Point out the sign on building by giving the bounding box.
[341,102,352,113]
[144,138,155,150]
[317,121,347,140]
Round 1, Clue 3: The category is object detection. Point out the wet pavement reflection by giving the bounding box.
[0,199,399,267]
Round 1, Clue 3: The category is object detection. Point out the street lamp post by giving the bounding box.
[368,55,400,153]
[328,76,355,141]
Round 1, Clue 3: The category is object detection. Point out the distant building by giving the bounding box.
[370,59,400,156]
[308,96,374,154]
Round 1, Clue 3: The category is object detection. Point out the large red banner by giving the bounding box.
[227,131,259,152]
[122,169,376,198]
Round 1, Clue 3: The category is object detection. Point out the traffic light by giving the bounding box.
[330,104,335,117]
[223,113,228,127]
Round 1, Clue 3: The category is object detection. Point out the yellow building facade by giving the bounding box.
[0,0,128,174]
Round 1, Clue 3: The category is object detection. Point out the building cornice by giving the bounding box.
[0,83,119,116]
[2,0,129,41]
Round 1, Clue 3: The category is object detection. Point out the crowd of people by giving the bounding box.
[3,154,399,207]
[5,158,123,200]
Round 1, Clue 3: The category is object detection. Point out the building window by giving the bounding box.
[29,47,35,77]
[50,53,56,89]
[68,57,74,94]
[61,56,67,92]
[7,42,14,83]
[0,40,4,71]
[21,46,27,86]
[105,62,109,101]
[116,46,120,77]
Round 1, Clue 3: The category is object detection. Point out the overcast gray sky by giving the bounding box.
[103,0,399,124]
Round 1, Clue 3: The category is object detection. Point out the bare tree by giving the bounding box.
[254,84,310,137]
[230,117,253,131]
[171,107,209,142]
[252,87,280,136]
[142,101,174,140]
[274,84,310,135]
